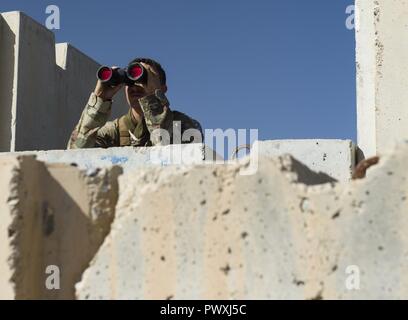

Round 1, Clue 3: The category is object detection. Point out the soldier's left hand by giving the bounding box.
[138,62,167,97]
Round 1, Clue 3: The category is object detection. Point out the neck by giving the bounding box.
[131,106,143,123]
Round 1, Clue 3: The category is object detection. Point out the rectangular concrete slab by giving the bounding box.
[1,11,59,151]
[0,144,223,172]
[0,157,19,299]
[0,155,121,299]
[76,143,408,300]
[254,139,356,181]
[356,0,408,157]
[0,14,15,151]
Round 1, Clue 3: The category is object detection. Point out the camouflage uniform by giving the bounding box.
[67,90,203,149]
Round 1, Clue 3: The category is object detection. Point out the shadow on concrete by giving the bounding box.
[355,146,366,164]
[289,156,338,185]
[13,161,119,299]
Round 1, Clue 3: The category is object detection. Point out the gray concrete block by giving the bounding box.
[356,0,408,157]
[75,142,408,300]
[254,139,356,181]
[0,156,121,299]
[1,12,59,151]
[0,144,223,172]
[0,11,129,152]
[0,14,15,151]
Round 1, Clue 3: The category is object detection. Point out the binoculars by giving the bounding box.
[96,62,148,86]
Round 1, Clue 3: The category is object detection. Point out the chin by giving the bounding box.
[130,104,143,113]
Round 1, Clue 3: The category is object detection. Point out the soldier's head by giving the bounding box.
[125,58,167,110]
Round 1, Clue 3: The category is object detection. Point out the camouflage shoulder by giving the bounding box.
[172,110,203,133]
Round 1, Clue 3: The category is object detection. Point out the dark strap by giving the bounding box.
[119,115,130,147]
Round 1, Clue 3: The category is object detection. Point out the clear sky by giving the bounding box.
[0,0,356,148]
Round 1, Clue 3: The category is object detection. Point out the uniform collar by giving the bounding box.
[128,109,148,139]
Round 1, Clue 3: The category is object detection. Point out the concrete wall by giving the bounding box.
[1,144,223,173]
[0,157,19,299]
[0,156,121,299]
[256,140,355,181]
[0,14,15,151]
[76,142,408,300]
[0,11,128,152]
[0,140,355,181]
[356,0,408,158]
[0,143,408,299]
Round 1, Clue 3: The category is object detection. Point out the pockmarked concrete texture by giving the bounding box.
[76,142,408,300]
[0,144,223,172]
[0,11,128,152]
[356,0,408,158]
[255,140,356,181]
[0,156,121,299]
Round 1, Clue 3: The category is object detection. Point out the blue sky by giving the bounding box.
[1,0,356,146]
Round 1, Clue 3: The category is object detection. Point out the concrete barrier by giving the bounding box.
[0,14,15,151]
[0,144,223,172]
[75,142,408,299]
[255,139,356,181]
[0,11,128,152]
[0,156,121,299]
[356,0,408,157]
[1,143,407,299]
[0,140,354,181]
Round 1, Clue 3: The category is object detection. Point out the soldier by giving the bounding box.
[67,58,203,149]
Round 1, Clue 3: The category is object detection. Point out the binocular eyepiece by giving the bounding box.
[97,63,147,86]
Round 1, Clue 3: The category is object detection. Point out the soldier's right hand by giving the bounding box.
[94,66,124,101]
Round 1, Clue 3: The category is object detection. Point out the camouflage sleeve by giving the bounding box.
[67,93,119,149]
[180,115,204,144]
[139,89,204,145]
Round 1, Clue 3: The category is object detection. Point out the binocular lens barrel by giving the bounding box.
[97,67,114,82]
[127,64,144,81]
[96,63,146,86]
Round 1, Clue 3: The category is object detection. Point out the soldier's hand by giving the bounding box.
[94,66,124,101]
[138,63,165,96]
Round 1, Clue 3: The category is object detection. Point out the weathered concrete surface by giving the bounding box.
[76,142,408,300]
[1,11,59,151]
[356,0,408,158]
[0,157,19,299]
[255,140,356,181]
[0,156,121,299]
[0,144,223,172]
[0,11,128,152]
